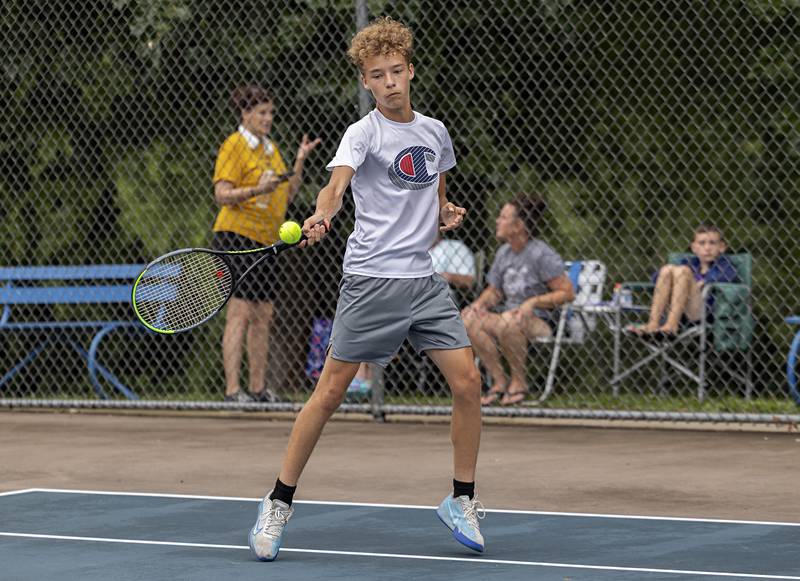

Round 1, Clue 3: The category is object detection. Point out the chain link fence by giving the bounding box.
[1,1,798,422]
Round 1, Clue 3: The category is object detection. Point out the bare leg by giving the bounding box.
[644,265,674,332]
[222,298,250,396]
[277,355,360,486]
[247,301,274,394]
[428,347,482,482]
[492,313,553,404]
[684,281,704,323]
[496,311,530,395]
[464,312,507,396]
[661,266,695,333]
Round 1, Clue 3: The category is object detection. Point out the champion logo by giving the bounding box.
[388,146,438,190]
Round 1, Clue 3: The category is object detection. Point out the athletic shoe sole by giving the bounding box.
[436,509,484,553]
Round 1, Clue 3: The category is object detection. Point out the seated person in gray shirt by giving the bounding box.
[462,196,575,405]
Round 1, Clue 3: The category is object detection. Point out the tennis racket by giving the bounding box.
[132,230,307,334]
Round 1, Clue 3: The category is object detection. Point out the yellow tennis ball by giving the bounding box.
[279,221,303,244]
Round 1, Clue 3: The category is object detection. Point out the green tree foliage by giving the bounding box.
[1,0,797,397]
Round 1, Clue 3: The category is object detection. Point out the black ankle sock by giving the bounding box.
[269,478,297,506]
[453,479,475,500]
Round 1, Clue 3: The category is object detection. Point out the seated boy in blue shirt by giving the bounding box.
[630,224,738,337]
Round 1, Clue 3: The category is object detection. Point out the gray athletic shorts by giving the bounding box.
[329,274,471,367]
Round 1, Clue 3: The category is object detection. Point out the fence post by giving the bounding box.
[354,0,385,422]
[355,0,372,117]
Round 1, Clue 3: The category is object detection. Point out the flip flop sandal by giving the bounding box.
[480,388,506,406]
[625,324,651,335]
[500,390,529,405]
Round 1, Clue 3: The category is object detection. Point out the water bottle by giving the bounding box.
[620,287,633,308]
[612,283,622,306]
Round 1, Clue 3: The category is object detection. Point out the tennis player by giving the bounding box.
[248,17,485,561]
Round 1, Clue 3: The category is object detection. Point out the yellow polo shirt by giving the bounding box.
[212,127,290,245]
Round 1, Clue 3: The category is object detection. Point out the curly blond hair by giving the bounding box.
[347,17,414,70]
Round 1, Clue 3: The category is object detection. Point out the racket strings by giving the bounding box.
[134,251,233,331]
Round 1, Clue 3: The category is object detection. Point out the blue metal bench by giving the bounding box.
[0,264,144,399]
[787,316,800,405]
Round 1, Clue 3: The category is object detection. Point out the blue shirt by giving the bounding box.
[652,255,739,320]
[683,255,739,285]
[652,255,739,286]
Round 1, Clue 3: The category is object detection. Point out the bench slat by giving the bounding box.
[0,285,133,305]
[0,321,137,329]
[0,265,143,281]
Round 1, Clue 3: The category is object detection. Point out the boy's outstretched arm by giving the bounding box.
[301,166,355,247]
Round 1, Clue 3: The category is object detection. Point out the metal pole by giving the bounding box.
[612,304,621,396]
[355,0,384,421]
[355,0,372,117]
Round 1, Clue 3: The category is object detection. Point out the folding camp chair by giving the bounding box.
[611,253,754,401]
[786,316,800,405]
[535,260,607,402]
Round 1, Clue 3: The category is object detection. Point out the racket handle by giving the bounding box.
[299,219,329,243]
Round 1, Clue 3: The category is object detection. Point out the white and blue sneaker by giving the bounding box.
[436,494,485,553]
[248,491,293,561]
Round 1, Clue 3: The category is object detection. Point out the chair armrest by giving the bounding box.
[620,282,655,291]
[604,282,654,312]
[701,282,750,301]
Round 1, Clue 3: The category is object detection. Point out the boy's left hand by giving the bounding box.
[440,202,466,232]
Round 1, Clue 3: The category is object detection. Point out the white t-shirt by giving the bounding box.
[429,239,475,277]
[327,109,456,277]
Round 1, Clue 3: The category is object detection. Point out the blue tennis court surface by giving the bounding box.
[0,489,798,580]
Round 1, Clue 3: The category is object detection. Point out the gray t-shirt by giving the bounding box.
[487,239,565,317]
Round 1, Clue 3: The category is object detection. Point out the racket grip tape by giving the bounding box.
[299,219,330,243]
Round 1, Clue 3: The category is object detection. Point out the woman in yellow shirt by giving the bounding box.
[212,85,320,403]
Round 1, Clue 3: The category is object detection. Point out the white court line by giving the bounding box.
[0,531,797,580]
[8,488,258,502]
[7,488,800,528]
[0,489,39,497]
[0,532,244,551]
